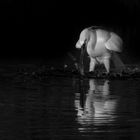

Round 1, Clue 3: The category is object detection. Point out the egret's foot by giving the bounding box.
[89,71,95,75]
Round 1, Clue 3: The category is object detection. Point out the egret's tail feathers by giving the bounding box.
[112,52,125,72]
[105,32,123,52]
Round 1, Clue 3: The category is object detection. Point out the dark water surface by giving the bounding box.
[0,76,140,140]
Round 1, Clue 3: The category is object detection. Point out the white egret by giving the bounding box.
[76,27,125,74]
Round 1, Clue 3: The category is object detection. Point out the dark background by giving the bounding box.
[0,0,140,63]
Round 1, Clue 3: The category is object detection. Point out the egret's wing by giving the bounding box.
[105,32,123,52]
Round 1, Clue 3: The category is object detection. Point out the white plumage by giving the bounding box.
[76,27,125,73]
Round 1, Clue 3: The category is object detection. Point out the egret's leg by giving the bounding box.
[89,58,97,72]
[103,58,110,73]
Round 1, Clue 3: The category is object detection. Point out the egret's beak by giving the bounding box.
[79,43,86,76]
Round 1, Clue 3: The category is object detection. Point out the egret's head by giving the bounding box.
[76,29,89,49]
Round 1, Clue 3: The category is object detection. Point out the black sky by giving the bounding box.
[0,0,140,62]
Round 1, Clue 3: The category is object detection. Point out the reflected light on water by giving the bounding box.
[74,79,118,132]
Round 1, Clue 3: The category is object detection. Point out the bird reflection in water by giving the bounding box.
[74,79,118,132]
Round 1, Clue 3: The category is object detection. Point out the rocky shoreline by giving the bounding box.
[14,64,140,81]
